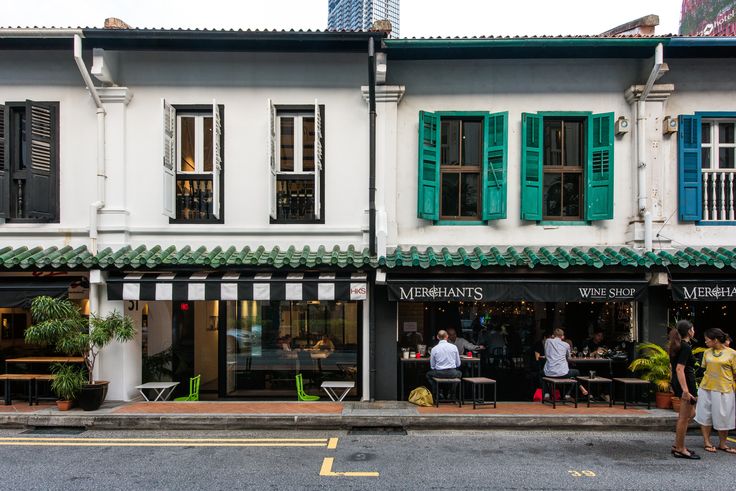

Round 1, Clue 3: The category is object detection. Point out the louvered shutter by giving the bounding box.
[482,111,508,220]
[520,112,543,220]
[0,105,8,219]
[162,99,176,218]
[417,111,439,220]
[268,98,277,220]
[314,100,323,220]
[584,112,615,221]
[678,115,702,222]
[212,100,222,220]
[25,101,57,221]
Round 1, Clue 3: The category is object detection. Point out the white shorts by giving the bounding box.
[694,388,736,431]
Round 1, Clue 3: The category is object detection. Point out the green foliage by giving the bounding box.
[26,296,136,384]
[142,347,174,383]
[50,363,86,401]
[628,342,671,392]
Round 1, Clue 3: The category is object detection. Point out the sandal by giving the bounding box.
[671,446,694,454]
[704,445,717,453]
[718,446,736,454]
[673,450,701,460]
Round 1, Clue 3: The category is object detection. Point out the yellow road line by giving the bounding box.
[0,442,328,447]
[327,437,338,449]
[728,437,736,444]
[319,457,379,477]
[0,437,328,443]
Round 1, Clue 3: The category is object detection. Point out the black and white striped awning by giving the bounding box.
[107,272,367,301]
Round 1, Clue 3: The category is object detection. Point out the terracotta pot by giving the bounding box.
[655,391,673,409]
[56,400,73,411]
[672,396,681,413]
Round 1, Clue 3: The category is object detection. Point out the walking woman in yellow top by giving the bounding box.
[694,328,736,454]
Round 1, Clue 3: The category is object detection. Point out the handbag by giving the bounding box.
[408,386,434,407]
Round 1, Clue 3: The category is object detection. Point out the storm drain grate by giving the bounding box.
[348,426,407,436]
[23,427,86,435]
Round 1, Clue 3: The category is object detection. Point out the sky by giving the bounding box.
[3,0,683,37]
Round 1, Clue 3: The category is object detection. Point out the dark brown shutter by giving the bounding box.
[0,104,8,218]
[24,101,57,221]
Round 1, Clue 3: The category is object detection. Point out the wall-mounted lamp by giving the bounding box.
[615,116,630,136]
[663,116,679,135]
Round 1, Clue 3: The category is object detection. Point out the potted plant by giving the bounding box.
[628,342,672,409]
[25,296,135,411]
[50,363,86,411]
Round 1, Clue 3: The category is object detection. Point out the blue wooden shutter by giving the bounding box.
[482,111,508,220]
[678,114,702,221]
[417,111,439,220]
[520,113,543,220]
[0,104,8,219]
[584,112,614,221]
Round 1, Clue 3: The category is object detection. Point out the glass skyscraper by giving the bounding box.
[328,0,400,38]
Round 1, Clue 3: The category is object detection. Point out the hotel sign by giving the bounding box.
[672,282,736,301]
[387,281,647,302]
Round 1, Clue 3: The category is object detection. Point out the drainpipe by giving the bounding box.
[367,36,377,401]
[637,43,663,252]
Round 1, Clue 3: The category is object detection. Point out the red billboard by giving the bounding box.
[680,0,736,35]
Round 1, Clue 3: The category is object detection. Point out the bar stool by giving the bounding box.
[613,378,651,409]
[576,376,613,407]
[542,377,578,409]
[462,377,497,409]
[432,378,462,407]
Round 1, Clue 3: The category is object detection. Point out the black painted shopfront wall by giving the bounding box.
[374,285,398,400]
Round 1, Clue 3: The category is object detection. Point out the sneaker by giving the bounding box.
[601,394,611,403]
[543,393,551,402]
[564,395,573,401]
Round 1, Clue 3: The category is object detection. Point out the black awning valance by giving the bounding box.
[107,272,367,302]
[0,277,76,307]
[387,278,648,302]
[671,279,736,301]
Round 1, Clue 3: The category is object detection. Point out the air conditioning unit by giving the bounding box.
[663,116,678,135]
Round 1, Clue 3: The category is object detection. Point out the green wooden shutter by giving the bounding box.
[482,111,507,220]
[417,111,439,220]
[520,112,543,220]
[678,115,702,221]
[0,104,8,219]
[585,112,614,221]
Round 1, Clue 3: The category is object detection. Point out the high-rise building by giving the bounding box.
[328,0,400,38]
[680,0,736,36]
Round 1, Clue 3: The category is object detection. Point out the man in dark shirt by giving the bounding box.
[583,329,606,354]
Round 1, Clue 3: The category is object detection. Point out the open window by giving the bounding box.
[162,100,223,222]
[0,101,59,223]
[268,100,324,223]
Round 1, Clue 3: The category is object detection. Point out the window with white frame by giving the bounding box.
[702,119,735,221]
[268,101,323,223]
[162,100,223,222]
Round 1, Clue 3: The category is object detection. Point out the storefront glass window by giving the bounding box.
[225,300,359,398]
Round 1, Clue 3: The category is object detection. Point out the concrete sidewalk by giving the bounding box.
[0,400,678,431]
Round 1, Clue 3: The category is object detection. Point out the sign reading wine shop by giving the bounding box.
[672,282,736,301]
[387,281,647,302]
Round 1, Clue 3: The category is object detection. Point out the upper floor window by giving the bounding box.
[162,100,223,223]
[678,115,736,222]
[416,111,507,223]
[268,101,324,223]
[0,101,59,223]
[521,112,614,222]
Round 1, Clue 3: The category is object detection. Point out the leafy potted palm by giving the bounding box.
[628,342,672,409]
[25,296,135,411]
[50,363,86,411]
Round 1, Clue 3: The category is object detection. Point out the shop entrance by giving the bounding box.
[397,300,635,401]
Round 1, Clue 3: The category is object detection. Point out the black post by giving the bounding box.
[368,36,377,400]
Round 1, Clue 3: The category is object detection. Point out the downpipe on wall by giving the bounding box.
[367,37,377,401]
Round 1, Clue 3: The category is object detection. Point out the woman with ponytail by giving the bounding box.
[695,327,736,454]
[669,320,700,459]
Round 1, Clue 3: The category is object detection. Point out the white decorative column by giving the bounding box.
[361,85,406,257]
[97,87,133,249]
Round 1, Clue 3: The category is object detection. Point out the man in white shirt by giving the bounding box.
[447,328,482,355]
[426,330,461,394]
[544,328,588,400]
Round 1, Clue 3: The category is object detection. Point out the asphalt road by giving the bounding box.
[0,427,734,490]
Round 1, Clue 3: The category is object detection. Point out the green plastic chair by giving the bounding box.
[296,373,320,401]
[174,374,201,401]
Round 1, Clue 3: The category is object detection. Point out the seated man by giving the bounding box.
[426,330,461,396]
[447,327,482,355]
[544,328,588,400]
[314,334,335,352]
[582,329,606,355]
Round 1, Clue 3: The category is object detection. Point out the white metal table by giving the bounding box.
[135,382,180,401]
[320,381,355,402]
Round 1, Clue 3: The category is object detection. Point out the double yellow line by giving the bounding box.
[0,437,338,448]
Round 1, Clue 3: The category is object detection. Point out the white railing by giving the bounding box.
[703,169,736,222]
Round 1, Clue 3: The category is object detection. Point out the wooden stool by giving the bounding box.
[542,377,578,408]
[463,377,497,409]
[613,378,651,409]
[432,378,462,407]
[576,376,613,407]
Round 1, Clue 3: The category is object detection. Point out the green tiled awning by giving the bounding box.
[0,245,734,271]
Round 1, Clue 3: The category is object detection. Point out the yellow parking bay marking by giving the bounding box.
[0,437,330,447]
[327,438,339,449]
[319,457,379,477]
